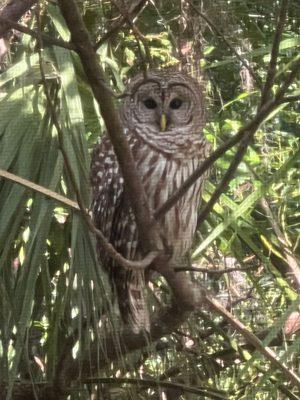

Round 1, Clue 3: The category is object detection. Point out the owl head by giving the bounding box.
[121,70,204,134]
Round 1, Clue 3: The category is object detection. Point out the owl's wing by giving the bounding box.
[91,134,140,256]
[90,135,149,332]
[91,135,127,261]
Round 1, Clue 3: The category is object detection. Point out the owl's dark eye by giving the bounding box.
[170,98,183,109]
[143,98,157,109]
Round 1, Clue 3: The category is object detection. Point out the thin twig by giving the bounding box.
[156,0,299,226]
[260,197,300,290]
[0,16,75,50]
[0,169,79,210]
[35,5,157,272]
[196,56,300,228]
[260,0,289,105]
[188,1,262,89]
[197,133,253,227]
[281,95,300,103]
[204,292,300,389]
[0,377,227,400]
[154,97,276,220]
[94,0,148,50]
[113,0,153,71]
[83,377,227,399]
[175,265,257,274]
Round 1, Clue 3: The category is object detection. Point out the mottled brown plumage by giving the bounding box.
[91,70,209,332]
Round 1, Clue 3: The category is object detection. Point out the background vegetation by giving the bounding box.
[0,0,299,399]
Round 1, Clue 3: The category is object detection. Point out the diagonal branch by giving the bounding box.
[260,0,289,105]
[188,1,262,89]
[82,377,227,399]
[0,15,75,50]
[57,0,159,254]
[0,0,36,37]
[156,0,299,226]
[0,168,79,210]
[197,59,300,228]
[57,0,200,331]
[154,97,276,220]
[34,6,157,272]
[204,293,300,389]
[94,0,148,50]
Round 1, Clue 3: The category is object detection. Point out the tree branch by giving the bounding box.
[188,1,262,89]
[175,265,257,274]
[0,0,36,37]
[35,6,157,272]
[155,0,300,227]
[260,0,289,105]
[57,0,159,253]
[56,303,193,391]
[0,168,79,210]
[83,377,227,399]
[155,96,276,221]
[204,292,300,389]
[94,0,148,50]
[56,0,201,313]
[197,59,300,228]
[0,16,75,50]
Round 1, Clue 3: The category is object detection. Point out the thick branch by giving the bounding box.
[0,0,36,37]
[56,303,192,390]
[56,0,200,314]
[35,9,157,272]
[57,0,159,253]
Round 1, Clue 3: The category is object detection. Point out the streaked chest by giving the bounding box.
[135,145,203,256]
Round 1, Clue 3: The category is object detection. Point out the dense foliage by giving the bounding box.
[0,1,299,399]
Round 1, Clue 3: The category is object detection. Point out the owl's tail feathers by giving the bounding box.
[118,271,150,334]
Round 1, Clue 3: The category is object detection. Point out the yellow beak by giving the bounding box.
[160,113,167,131]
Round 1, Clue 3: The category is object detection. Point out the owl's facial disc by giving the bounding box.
[130,80,197,133]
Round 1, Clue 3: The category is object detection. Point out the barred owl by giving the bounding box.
[91,70,209,333]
